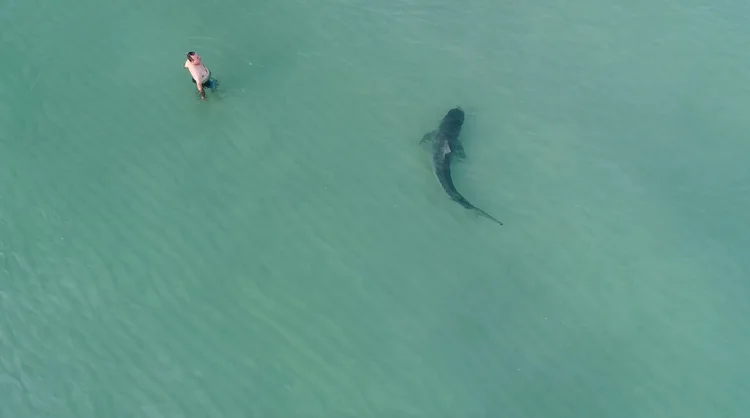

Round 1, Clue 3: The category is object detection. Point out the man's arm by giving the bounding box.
[194,75,205,100]
[188,67,206,100]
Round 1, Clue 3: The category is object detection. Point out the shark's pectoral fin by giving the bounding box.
[420,130,437,144]
[452,142,466,160]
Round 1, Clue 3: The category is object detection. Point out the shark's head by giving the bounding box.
[446,107,465,125]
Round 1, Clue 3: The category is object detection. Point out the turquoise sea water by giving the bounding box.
[2,0,749,416]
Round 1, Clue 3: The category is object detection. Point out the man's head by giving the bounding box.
[186,51,201,64]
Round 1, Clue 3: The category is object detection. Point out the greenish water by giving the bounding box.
[2,0,749,416]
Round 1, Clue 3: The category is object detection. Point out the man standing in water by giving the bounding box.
[184,51,215,100]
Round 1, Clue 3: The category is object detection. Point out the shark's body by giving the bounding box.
[420,107,502,225]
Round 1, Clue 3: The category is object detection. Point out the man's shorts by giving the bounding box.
[191,78,216,89]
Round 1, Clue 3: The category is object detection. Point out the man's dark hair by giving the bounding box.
[187,51,196,61]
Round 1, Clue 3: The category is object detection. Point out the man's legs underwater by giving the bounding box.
[190,78,219,96]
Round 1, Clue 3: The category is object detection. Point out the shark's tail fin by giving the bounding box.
[450,193,503,226]
[473,208,503,226]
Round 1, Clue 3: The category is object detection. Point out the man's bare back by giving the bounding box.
[184,51,211,100]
